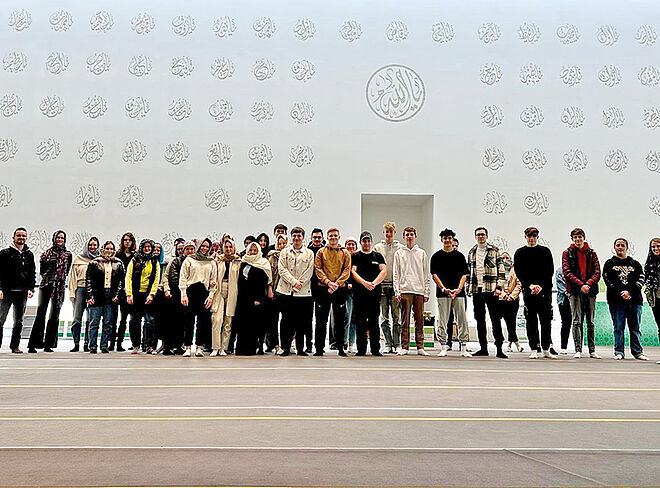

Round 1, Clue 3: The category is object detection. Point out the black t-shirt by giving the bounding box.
[351,251,385,296]
[430,249,468,298]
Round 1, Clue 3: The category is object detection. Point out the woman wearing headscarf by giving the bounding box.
[210,238,242,356]
[179,238,217,357]
[260,235,287,354]
[68,236,99,352]
[256,232,270,258]
[499,252,523,353]
[28,230,72,353]
[125,239,159,354]
[234,241,273,355]
[85,241,125,353]
[645,237,660,345]
[210,241,222,258]
[111,232,136,351]
[163,240,195,355]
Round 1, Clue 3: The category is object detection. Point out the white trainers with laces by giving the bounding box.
[636,354,650,361]
[210,350,219,357]
[397,348,408,356]
[437,345,448,357]
[460,344,472,358]
[573,351,582,359]
[529,350,538,359]
[613,353,623,360]
[560,349,568,355]
[417,348,430,356]
[543,350,558,359]
[182,348,191,357]
[589,352,602,359]
[219,350,227,356]
[195,347,204,357]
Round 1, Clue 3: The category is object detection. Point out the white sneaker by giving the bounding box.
[460,345,472,358]
[275,346,284,355]
[543,350,557,359]
[506,343,513,353]
[417,348,430,356]
[589,352,602,359]
[437,345,448,357]
[560,349,568,355]
[614,353,623,360]
[397,348,408,356]
[529,350,538,359]
[195,348,204,357]
[210,349,219,357]
[349,344,357,354]
[182,348,191,357]
[573,351,582,359]
[636,354,650,361]
[390,346,397,354]
[219,350,227,356]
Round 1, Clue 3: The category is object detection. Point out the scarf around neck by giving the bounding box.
[242,242,273,283]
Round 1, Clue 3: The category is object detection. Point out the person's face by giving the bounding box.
[291,232,304,248]
[183,245,195,256]
[103,243,115,258]
[403,230,416,245]
[441,235,453,248]
[275,229,286,239]
[277,238,288,251]
[200,240,210,255]
[247,245,258,256]
[452,239,459,251]
[346,241,357,253]
[257,236,267,248]
[153,244,161,256]
[13,229,27,246]
[572,234,585,248]
[360,238,372,253]
[223,241,234,255]
[475,230,488,245]
[175,243,184,257]
[501,252,511,262]
[327,231,340,247]
[88,240,99,253]
[244,239,252,249]
[614,240,628,257]
[55,232,65,246]
[384,228,395,242]
[652,241,660,256]
[311,233,323,247]
[525,234,538,247]
[123,236,133,249]
[142,242,152,254]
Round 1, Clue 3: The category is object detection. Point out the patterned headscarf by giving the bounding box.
[645,238,660,304]
[191,237,213,261]
[134,239,155,265]
[41,230,71,306]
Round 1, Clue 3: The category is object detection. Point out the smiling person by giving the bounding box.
[0,228,36,353]
[644,237,660,346]
[68,236,99,352]
[210,238,241,356]
[111,232,136,352]
[179,238,217,357]
[374,222,403,354]
[603,238,648,361]
[163,240,195,355]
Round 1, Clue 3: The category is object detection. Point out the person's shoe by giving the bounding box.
[536,346,542,353]
[560,348,568,355]
[275,346,283,355]
[573,351,582,359]
[101,349,109,354]
[83,344,89,352]
[131,347,139,355]
[145,347,154,355]
[108,342,115,352]
[281,350,290,357]
[195,348,204,357]
[496,348,508,359]
[460,345,472,358]
[386,346,394,354]
[329,344,337,350]
[338,350,347,357]
[529,350,538,359]
[256,349,265,355]
[182,348,191,357]
[417,349,429,356]
[219,350,228,356]
[349,344,357,354]
[635,354,650,361]
[437,345,448,357]
[89,349,97,354]
[210,349,219,357]
[515,343,525,353]
[43,347,54,353]
[156,344,165,354]
[613,353,624,360]
[391,347,398,354]
[162,349,174,356]
[507,343,514,353]
[447,344,453,351]
[473,348,489,357]
[28,348,37,354]
[543,350,557,359]
[305,348,312,354]
[116,344,125,352]
[70,344,79,352]
[589,352,602,359]
[372,351,383,357]
[397,348,408,356]
[549,348,558,355]
[297,351,308,356]
[313,351,324,356]
[355,352,366,356]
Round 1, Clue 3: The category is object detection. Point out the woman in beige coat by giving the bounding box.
[210,238,241,356]
[499,252,523,352]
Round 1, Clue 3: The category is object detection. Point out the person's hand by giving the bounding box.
[254,300,261,306]
[621,290,631,300]
[145,294,153,305]
[87,298,94,306]
[395,294,402,302]
[181,296,189,307]
[210,280,217,288]
[70,296,75,304]
[112,297,119,304]
[494,289,502,297]
[204,297,213,309]
[165,290,172,299]
[530,285,541,295]
[27,291,33,299]
[365,281,375,291]
[423,297,429,303]
[127,295,134,305]
[293,281,303,291]
[449,289,458,299]
[268,288,274,300]
[347,283,352,290]
[328,281,339,293]
[0,291,5,300]
[581,285,590,294]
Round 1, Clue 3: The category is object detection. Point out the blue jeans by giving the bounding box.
[609,303,643,358]
[88,296,115,352]
[71,286,89,344]
[343,293,356,345]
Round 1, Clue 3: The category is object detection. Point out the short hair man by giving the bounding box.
[466,227,508,358]
[514,227,556,359]
[431,228,471,357]
[268,224,288,252]
[306,227,325,353]
[393,227,431,355]
[561,228,601,359]
[0,227,36,353]
[373,222,403,353]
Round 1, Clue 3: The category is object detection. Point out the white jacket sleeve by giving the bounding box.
[393,251,400,296]
[423,250,431,298]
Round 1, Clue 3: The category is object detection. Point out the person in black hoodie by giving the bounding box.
[513,227,556,360]
[86,241,125,353]
[110,232,136,351]
[0,227,36,353]
[602,238,648,360]
[306,228,325,353]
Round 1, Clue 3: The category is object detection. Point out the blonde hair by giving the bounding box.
[383,222,396,232]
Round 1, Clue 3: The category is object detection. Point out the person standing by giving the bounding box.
[499,252,523,353]
[111,232,136,351]
[28,230,72,353]
[307,228,325,353]
[261,235,287,354]
[0,228,36,353]
[68,237,99,352]
[278,227,315,356]
[561,228,602,359]
[430,228,471,358]
[644,237,660,345]
[342,236,358,352]
[351,231,386,356]
[210,238,241,356]
[466,227,508,358]
[374,222,403,354]
[267,224,288,252]
[163,241,195,355]
[514,227,556,359]
[393,227,431,356]
[314,228,352,356]
[85,241,125,353]
[555,266,573,355]
[603,238,649,360]
[125,239,159,354]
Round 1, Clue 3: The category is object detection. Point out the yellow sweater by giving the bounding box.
[125,260,160,296]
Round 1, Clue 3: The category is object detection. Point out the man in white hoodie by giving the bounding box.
[393,226,431,356]
[374,222,403,353]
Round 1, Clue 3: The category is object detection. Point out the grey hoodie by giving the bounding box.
[373,239,403,284]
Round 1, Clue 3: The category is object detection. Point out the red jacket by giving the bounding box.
[561,243,601,296]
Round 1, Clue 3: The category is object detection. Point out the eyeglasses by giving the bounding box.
[475,233,487,237]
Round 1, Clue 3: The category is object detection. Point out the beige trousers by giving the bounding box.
[211,281,233,351]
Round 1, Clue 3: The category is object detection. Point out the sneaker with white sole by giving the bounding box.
[219,350,227,356]
[573,351,582,359]
[529,350,538,359]
[437,345,448,357]
[210,350,219,357]
[417,349,430,356]
[460,344,472,358]
[613,353,623,360]
[560,349,568,355]
[195,348,204,357]
[635,354,649,361]
[543,350,558,359]
[397,348,408,356]
[182,348,191,357]
[589,352,602,359]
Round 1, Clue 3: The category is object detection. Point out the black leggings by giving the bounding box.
[500,298,520,343]
[183,283,212,347]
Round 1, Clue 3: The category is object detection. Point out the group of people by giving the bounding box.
[0,222,658,362]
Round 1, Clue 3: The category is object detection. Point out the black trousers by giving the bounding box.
[524,293,553,351]
[166,294,185,350]
[129,292,155,350]
[28,284,62,349]
[500,298,520,343]
[314,287,347,353]
[259,296,280,351]
[472,290,505,348]
[183,283,211,347]
[354,293,381,355]
[280,295,313,353]
[112,296,130,346]
[558,298,572,349]
[0,290,28,350]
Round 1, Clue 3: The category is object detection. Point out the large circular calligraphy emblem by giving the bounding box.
[366,64,425,122]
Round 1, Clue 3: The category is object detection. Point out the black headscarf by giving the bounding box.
[134,239,155,266]
[256,232,270,257]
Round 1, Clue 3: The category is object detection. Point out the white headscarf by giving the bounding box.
[242,242,273,284]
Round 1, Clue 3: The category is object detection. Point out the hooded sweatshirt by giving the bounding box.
[393,244,431,298]
[373,239,403,284]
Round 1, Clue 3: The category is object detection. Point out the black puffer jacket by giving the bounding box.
[0,246,36,292]
[86,258,125,305]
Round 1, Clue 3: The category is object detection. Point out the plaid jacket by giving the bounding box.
[466,243,506,294]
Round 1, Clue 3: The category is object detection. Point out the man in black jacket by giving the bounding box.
[0,227,36,353]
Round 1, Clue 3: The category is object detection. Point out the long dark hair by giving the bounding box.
[256,232,270,256]
[120,232,136,253]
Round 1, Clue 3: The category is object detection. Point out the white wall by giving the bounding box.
[1,0,659,265]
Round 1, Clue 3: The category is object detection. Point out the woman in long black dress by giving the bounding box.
[235,242,272,355]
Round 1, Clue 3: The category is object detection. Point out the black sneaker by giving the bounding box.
[496,348,508,359]
[83,344,89,352]
[355,352,366,356]
[108,343,115,351]
[297,351,308,356]
[313,351,323,356]
[305,348,312,354]
[372,351,383,357]
[473,348,489,357]
[90,349,97,354]
[280,350,290,357]
[549,347,558,355]
[338,350,347,357]
[116,344,125,352]
[69,344,79,352]
[28,348,37,354]
[101,349,109,354]
[162,349,174,356]
[43,347,54,353]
